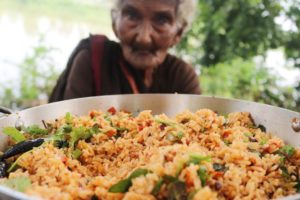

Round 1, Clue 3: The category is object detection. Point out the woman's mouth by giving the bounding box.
[132,48,156,57]
[136,50,152,56]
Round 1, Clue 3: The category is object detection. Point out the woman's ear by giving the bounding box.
[172,23,186,46]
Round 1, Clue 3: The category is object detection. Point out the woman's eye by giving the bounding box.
[124,10,139,21]
[154,15,171,26]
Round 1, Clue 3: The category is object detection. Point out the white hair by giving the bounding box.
[111,0,198,33]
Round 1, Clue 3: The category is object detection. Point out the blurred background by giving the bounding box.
[0,0,299,111]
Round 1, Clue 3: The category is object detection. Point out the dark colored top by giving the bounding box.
[50,36,200,102]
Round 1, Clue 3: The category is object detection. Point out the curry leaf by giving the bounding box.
[2,127,26,143]
[188,189,199,200]
[90,124,100,134]
[244,132,253,137]
[128,168,150,179]
[257,124,266,132]
[213,163,227,172]
[151,178,164,196]
[55,140,69,149]
[109,168,150,193]
[197,166,209,186]
[7,150,34,173]
[1,176,31,192]
[115,127,128,132]
[188,154,211,165]
[176,131,184,139]
[280,165,289,179]
[63,124,73,133]
[162,175,178,183]
[65,112,73,124]
[70,126,92,148]
[259,138,268,145]
[104,115,111,122]
[155,118,176,126]
[278,145,296,157]
[175,160,186,177]
[224,140,231,146]
[108,179,131,193]
[167,180,188,200]
[24,125,48,135]
[72,149,82,159]
[49,126,69,141]
[296,179,300,192]
[91,195,98,200]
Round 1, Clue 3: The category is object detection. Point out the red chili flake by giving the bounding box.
[60,155,68,163]
[107,107,117,115]
[185,170,194,187]
[181,118,190,124]
[138,125,144,131]
[164,151,177,162]
[222,130,231,138]
[106,130,116,137]
[160,124,166,131]
[146,120,153,127]
[89,111,96,119]
[129,152,139,159]
[212,171,224,178]
[128,116,134,121]
[186,139,190,145]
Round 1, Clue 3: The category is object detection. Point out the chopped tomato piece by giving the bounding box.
[146,120,153,127]
[89,111,96,118]
[211,171,224,178]
[138,125,144,131]
[160,124,166,131]
[107,107,117,115]
[185,170,194,187]
[60,155,68,163]
[222,130,231,138]
[106,130,116,137]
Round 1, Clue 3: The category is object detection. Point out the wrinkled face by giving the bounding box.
[113,0,182,70]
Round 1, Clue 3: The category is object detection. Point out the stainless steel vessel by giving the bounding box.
[0,94,299,200]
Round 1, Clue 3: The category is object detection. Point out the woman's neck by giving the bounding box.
[144,68,154,88]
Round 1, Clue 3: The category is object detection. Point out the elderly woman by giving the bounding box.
[49,0,200,102]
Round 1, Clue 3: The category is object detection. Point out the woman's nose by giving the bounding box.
[135,22,153,45]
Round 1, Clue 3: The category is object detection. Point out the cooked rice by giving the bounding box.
[1,108,300,200]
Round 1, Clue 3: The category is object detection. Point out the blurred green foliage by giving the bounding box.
[201,59,297,110]
[0,0,111,29]
[284,1,300,67]
[0,38,59,109]
[178,0,300,66]
[176,0,300,111]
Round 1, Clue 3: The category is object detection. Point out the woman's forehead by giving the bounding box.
[119,0,178,12]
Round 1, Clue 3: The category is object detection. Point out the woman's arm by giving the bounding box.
[63,49,95,100]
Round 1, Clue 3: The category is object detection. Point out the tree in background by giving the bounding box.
[0,38,59,109]
[284,1,300,109]
[201,59,297,110]
[179,0,287,66]
[176,0,300,111]
[284,1,300,67]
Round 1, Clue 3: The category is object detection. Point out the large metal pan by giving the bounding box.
[0,94,299,200]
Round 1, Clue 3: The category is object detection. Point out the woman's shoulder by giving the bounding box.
[153,54,200,94]
[161,54,195,73]
[71,35,121,62]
